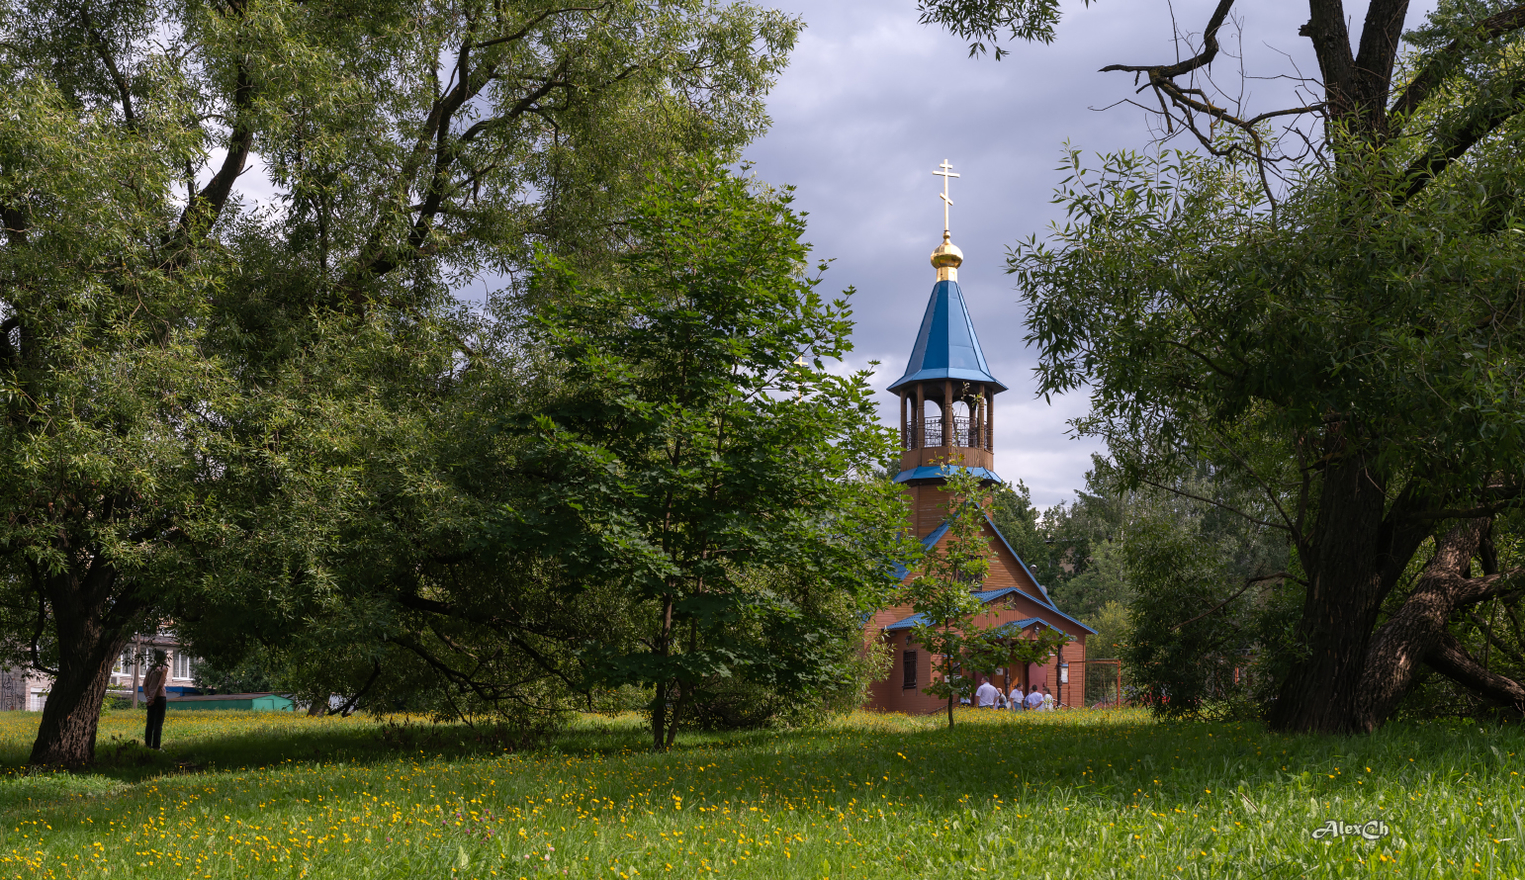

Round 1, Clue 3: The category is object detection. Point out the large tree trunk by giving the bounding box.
[1266,452,1391,733]
[1352,521,1486,731]
[31,636,126,767]
[29,563,142,767]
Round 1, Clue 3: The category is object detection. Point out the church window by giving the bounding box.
[902,651,918,689]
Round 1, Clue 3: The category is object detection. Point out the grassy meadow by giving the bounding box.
[0,707,1516,878]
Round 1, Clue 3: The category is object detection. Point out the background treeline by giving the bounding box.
[996,458,1525,724]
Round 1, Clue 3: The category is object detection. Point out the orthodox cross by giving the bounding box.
[933,159,959,235]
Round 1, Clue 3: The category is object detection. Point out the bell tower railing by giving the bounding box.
[897,381,995,458]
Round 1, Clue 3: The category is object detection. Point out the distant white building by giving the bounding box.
[0,632,202,711]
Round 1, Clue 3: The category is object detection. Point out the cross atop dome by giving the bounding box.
[888,160,1003,396]
[930,160,964,283]
[887,160,1006,488]
[934,159,959,237]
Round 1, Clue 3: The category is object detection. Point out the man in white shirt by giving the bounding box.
[1008,685,1025,711]
[1025,687,1044,710]
[974,678,999,708]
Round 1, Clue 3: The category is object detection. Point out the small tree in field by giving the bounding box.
[904,468,1003,728]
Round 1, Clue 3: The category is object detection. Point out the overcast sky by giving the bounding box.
[741,0,1434,507]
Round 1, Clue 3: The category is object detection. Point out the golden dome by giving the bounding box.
[930,232,963,270]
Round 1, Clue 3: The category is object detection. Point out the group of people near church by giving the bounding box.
[972,677,1055,711]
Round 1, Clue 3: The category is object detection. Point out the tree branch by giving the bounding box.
[174,59,253,243]
[1400,73,1525,202]
[326,661,382,716]
[1464,609,1525,666]
[1351,0,1411,132]
[1170,572,1293,631]
[1135,477,1288,531]
[83,9,136,127]
[1390,4,1525,124]
[466,4,604,51]
[1426,629,1525,713]
[1100,0,1234,79]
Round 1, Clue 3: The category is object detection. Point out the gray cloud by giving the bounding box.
[744,0,1430,506]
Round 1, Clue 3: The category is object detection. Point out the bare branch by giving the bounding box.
[1136,476,1289,532]
[326,661,382,716]
[1101,0,1235,80]
[1170,572,1293,631]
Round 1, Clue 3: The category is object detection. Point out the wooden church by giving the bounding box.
[863,165,1093,712]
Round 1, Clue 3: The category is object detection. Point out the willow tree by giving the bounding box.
[0,0,795,765]
[922,0,1525,730]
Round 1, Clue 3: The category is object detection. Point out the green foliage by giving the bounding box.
[923,0,1525,729]
[1051,537,1130,621]
[0,0,802,763]
[1083,600,1130,660]
[988,458,1130,619]
[985,480,1046,571]
[915,0,1076,57]
[190,648,277,697]
[1010,89,1525,720]
[506,158,908,749]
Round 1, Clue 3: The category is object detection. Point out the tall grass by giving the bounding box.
[0,707,1517,878]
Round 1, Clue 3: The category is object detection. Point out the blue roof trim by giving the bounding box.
[974,580,1097,633]
[983,590,1098,635]
[887,521,953,580]
[894,466,1003,484]
[880,511,1099,639]
[992,616,1060,636]
[970,587,1026,602]
[970,585,1055,613]
[976,595,1098,636]
[982,513,1053,610]
[888,280,1007,394]
[1033,604,1097,634]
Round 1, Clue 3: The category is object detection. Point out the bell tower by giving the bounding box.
[888,160,1007,538]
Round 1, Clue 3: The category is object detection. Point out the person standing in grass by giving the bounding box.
[141,652,169,750]
[1025,687,1043,710]
[975,677,999,709]
[1042,686,1056,711]
[1009,684,1025,710]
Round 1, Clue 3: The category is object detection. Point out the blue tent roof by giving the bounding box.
[887,280,1006,394]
